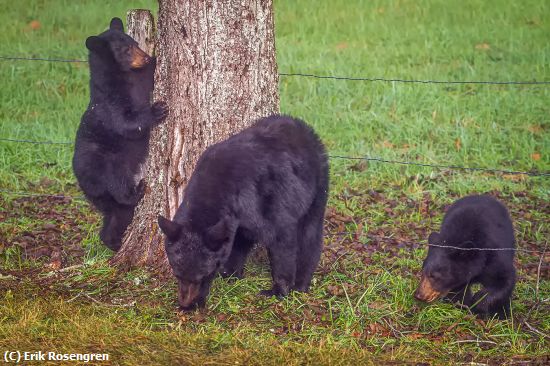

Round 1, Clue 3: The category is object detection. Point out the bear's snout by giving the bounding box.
[129,46,152,69]
[414,275,443,303]
[177,281,202,310]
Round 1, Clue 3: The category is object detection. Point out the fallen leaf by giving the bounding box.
[327,284,344,296]
[475,43,490,50]
[335,42,348,50]
[29,20,41,30]
[350,161,368,172]
[502,174,526,182]
[455,138,461,151]
[527,125,543,134]
[531,153,541,161]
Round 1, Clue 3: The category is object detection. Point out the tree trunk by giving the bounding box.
[126,9,155,56]
[111,0,279,273]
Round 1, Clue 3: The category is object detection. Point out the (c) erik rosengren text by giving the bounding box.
[4,350,109,363]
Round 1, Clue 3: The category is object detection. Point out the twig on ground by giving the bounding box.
[39,264,85,278]
[66,291,136,308]
[0,273,19,281]
[523,321,549,339]
[452,339,498,345]
[535,241,548,300]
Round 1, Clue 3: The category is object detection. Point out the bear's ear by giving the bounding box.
[85,36,107,52]
[158,215,182,242]
[428,232,440,244]
[204,218,233,252]
[110,17,124,32]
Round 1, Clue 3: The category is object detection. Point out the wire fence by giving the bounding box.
[1,53,548,258]
[0,137,74,145]
[2,54,550,85]
[1,139,548,177]
[328,231,546,255]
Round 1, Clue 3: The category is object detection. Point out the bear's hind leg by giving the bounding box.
[100,205,134,252]
[293,215,323,293]
[99,214,116,250]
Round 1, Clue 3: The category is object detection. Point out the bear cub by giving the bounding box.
[73,18,168,251]
[158,115,329,310]
[415,195,516,319]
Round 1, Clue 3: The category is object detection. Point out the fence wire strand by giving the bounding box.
[329,155,549,177]
[327,231,546,254]
[1,55,549,86]
[0,137,73,145]
[279,72,550,86]
[1,137,547,177]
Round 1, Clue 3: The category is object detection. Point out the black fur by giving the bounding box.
[158,115,329,310]
[73,17,168,251]
[416,195,516,319]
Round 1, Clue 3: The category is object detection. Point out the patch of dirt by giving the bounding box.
[0,195,97,270]
[0,189,548,288]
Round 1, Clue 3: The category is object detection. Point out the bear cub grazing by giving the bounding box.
[414,195,516,319]
[158,115,329,310]
[73,18,168,251]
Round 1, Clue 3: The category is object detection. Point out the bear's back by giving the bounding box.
[441,195,515,251]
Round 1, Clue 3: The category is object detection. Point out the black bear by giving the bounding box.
[414,195,516,319]
[158,115,329,310]
[73,18,168,251]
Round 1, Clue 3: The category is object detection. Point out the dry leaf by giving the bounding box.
[432,110,437,120]
[29,20,41,30]
[336,42,348,50]
[502,174,526,182]
[455,138,461,151]
[382,140,394,149]
[475,43,490,50]
[531,153,541,161]
[527,125,543,134]
[399,144,411,153]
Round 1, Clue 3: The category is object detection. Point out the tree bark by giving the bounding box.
[126,9,155,56]
[111,0,279,273]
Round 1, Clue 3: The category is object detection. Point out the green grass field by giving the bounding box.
[0,0,549,364]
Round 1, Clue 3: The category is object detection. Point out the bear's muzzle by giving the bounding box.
[129,46,151,69]
[414,275,447,303]
[177,281,201,309]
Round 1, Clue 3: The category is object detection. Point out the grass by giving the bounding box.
[0,0,549,364]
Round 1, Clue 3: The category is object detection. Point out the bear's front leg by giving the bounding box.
[260,234,297,298]
[221,231,254,279]
[444,284,473,306]
[471,273,515,319]
[151,101,169,123]
[121,102,168,138]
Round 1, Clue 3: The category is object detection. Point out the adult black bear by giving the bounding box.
[73,18,168,251]
[158,115,329,310]
[414,195,516,319]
